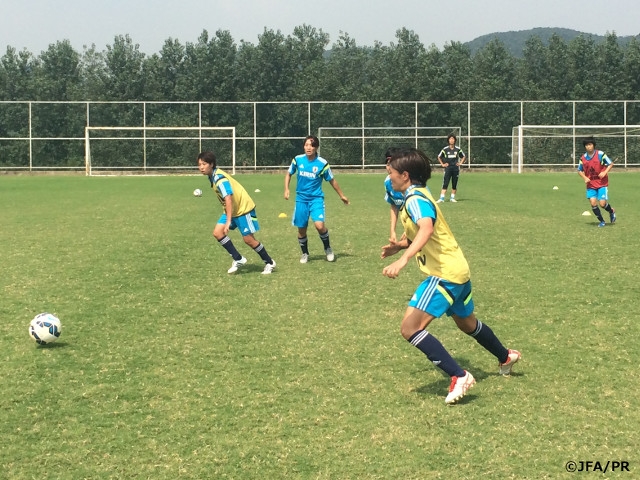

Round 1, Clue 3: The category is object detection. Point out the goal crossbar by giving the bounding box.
[85,126,236,176]
[512,124,640,173]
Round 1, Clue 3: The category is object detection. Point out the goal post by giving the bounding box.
[316,126,463,168]
[85,126,236,176]
[511,125,640,173]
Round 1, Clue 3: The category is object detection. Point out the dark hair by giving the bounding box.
[582,136,596,147]
[447,133,457,141]
[388,147,432,186]
[304,135,320,148]
[384,146,399,162]
[197,151,217,167]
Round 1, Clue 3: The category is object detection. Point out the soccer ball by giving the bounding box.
[29,313,62,345]
[193,188,203,197]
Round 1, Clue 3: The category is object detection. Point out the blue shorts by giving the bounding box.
[217,209,259,236]
[409,276,475,318]
[292,198,326,228]
[586,187,608,201]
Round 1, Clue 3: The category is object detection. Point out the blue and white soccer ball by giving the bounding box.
[29,313,62,345]
[193,188,203,197]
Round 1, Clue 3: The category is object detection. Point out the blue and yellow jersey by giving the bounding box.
[208,168,255,217]
[401,185,470,284]
[288,154,334,201]
[384,175,405,208]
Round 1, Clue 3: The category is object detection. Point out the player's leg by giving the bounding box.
[587,189,605,226]
[236,211,275,273]
[447,280,520,375]
[438,171,450,203]
[597,187,616,223]
[310,198,334,261]
[293,201,311,262]
[404,276,475,403]
[450,170,459,202]
[213,216,246,273]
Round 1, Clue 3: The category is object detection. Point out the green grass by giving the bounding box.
[1,171,639,479]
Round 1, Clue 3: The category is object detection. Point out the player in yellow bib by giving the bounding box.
[198,151,276,275]
[381,147,520,404]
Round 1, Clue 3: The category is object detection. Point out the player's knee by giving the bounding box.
[242,235,257,247]
[453,314,477,334]
[400,324,415,340]
[212,227,225,240]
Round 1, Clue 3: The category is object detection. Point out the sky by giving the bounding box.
[2,0,639,56]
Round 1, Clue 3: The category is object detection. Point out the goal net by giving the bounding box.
[511,125,640,173]
[85,126,236,176]
[317,126,463,167]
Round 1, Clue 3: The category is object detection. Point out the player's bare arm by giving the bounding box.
[329,179,349,204]
[381,236,409,259]
[382,217,433,279]
[223,195,234,235]
[284,172,291,200]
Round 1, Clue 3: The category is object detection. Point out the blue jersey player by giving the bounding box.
[197,151,276,275]
[284,136,349,263]
[383,147,405,242]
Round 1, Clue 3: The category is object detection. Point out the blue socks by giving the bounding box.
[467,319,509,364]
[408,330,466,378]
[218,236,243,261]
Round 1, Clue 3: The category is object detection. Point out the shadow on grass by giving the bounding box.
[35,341,68,349]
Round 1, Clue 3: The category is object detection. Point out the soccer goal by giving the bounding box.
[511,125,640,173]
[317,126,463,167]
[84,126,236,176]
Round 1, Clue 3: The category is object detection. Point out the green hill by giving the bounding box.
[464,27,639,57]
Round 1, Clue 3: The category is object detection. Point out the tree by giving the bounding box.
[621,38,640,102]
[180,29,239,101]
[102,35,146,100]
[566,34,598,99]
[286,24,330,100]
[378,28,427,100]
[144,38,186,101]
[311,33,363,100]
[436,41,474,100]
[471,38,519,100]
[519,36,549,99]
[594,33,625,100]
[0,47,37,100]
[34,40,82,101]
[235,28,291,101]
[80,44,108,101]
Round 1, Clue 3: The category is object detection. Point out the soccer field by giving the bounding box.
[1,172,639,478]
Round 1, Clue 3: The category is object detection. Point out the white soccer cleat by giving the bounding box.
[436,198,445,203]
[445,371,476,404]
[325,248,335,262]
[227,257,247,274]
[449,198,457,202]
[499,349,521,376]
[261,260,276,275]
[300,253,309,264]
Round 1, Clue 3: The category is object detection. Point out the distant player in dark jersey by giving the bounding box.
[383,147,405,242]
[284,136,349,263]
[436,133,466,203]
[577,136,616,228]
[381,147,520,404]
[197,151,276,275]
